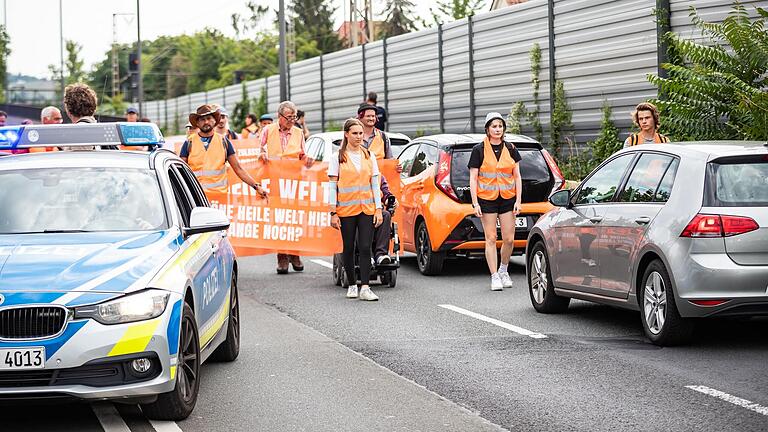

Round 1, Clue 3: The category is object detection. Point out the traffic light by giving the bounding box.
[128,52,139,72]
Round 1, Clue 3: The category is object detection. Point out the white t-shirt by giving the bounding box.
[327,148,380,177]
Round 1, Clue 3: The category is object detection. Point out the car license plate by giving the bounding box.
[0,347,45,370]
[496,217,528,228]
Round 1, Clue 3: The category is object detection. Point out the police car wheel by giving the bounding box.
[211,274,240,362]
[141,302,200,421]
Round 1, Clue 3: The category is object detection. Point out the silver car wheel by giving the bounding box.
[530,250,548,304]
[643,271,667,335]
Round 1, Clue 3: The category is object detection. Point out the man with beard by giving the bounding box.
[180,104,267,197]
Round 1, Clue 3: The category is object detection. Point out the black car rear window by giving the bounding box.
[705,156,768,207]
[451,145,553,204]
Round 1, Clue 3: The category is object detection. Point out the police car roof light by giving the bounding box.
[0,123,164,150]
[0,126,24,148]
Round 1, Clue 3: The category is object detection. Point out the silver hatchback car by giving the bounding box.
[526,141,768,346]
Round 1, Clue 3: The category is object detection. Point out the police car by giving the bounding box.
[0,123,239,420]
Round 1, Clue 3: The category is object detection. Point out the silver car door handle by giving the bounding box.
[589,216,603,223]
[635,216,651,225]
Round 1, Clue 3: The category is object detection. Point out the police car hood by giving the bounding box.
[0,230,179,293]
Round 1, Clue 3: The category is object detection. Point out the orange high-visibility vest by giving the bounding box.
[241,124,259,139]
[336,148,377,218]
[366,129,386,160]
[187,133,228,193]
[264,123,303,159]
[628,132,670,146]
[477,139,517,201]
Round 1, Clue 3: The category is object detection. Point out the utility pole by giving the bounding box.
[59,0,64,104]
[278,0,287,102]
[112,15,119,98]
[136,0,143,117]
[350,0,358,47]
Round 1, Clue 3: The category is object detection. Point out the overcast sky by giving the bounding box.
[5,0,444,79]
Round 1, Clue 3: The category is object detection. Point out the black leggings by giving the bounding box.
[340,213,374,286]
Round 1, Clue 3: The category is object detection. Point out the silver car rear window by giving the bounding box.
[706,157,768,207]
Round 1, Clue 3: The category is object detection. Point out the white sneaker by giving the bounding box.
[499,271,513,288]
[376,255,392,266]
[358,286,379,301]
[346,285,359,299]
[491,273,504,291]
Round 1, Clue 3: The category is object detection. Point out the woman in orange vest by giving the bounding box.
[328,118,384,301]
[240,113,259,139]
[468,112,523,291]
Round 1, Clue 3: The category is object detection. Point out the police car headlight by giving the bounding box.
[74,289,170,325]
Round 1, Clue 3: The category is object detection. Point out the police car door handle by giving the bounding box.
[220,231,227,238]
[589,216,603,224]
[211,244,219,255]
[635,216,651,225]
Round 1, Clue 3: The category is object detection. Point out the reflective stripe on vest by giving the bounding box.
[477,138,516,200]
[367,129,385,160]
[187,133,228,193]
[264,123,303,159]
[336,148,376,218]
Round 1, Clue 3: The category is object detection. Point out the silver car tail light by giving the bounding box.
[680,214,759,238]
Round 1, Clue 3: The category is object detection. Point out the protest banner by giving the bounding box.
[197,139,401,257]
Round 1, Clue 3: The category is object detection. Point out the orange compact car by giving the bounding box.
[395,134,564,275]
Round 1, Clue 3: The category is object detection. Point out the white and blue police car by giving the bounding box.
[0,123,239,420]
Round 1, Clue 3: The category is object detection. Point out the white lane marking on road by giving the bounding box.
[311,259,334,269]
[686,385,768,416]
[149,420,185,432]
[438,304,547,339]
[91,403,131,432]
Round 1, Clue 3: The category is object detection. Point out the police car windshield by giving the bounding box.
[0,168,167,234]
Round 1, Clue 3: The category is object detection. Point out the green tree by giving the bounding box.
[290,0,343,54]
[589,100,621,162]
[431,0,485,24]
[231,82,250,131]
[648,3,768,140]
[65,40,86,84]
[0,26,11,103]
[527,43,543,142]
[98,93,127,116]
[549,80,573,158]
[380,0,420,38]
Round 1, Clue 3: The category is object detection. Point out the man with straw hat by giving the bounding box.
[180,104,267,197]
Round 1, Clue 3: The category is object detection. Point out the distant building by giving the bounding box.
[336,20,384,48]
[490,0,529,10]
[7,78,57,106]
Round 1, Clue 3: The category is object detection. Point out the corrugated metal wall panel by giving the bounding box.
[288,58,323,133]
[473,0,551,139]
[322,46,364,128]
[442,19,471,133]
[266,76,281,115]
[206,88,225,110]
[670,0,764,43]
[554,0,658,144]
[363,41,384,107]
[386,28,440,135]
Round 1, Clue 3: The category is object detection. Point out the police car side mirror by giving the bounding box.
[549,189,571,208]
[185,207,230,237]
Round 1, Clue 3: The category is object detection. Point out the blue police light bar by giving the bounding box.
[0,122,164,151]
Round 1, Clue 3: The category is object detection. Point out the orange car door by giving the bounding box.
[397,144,422,251]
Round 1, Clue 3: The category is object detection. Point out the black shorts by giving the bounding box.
[477,197,515,215]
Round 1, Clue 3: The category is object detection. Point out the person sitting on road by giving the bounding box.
[329,118,383,301]
[468,112,523,292]
[624,102,670,147]
[358,103,400,266]
[241,113,260,139]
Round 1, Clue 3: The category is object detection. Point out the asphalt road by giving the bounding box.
[8,253,768,431]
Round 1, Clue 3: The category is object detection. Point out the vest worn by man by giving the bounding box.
[336,148,376,218]
[187,133,228,193]
[366,129,386,160]
[264,123,303,159]
[628,132,670,146]
[477,139,517,201]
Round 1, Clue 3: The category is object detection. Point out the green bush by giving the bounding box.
[648,2,768,140]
